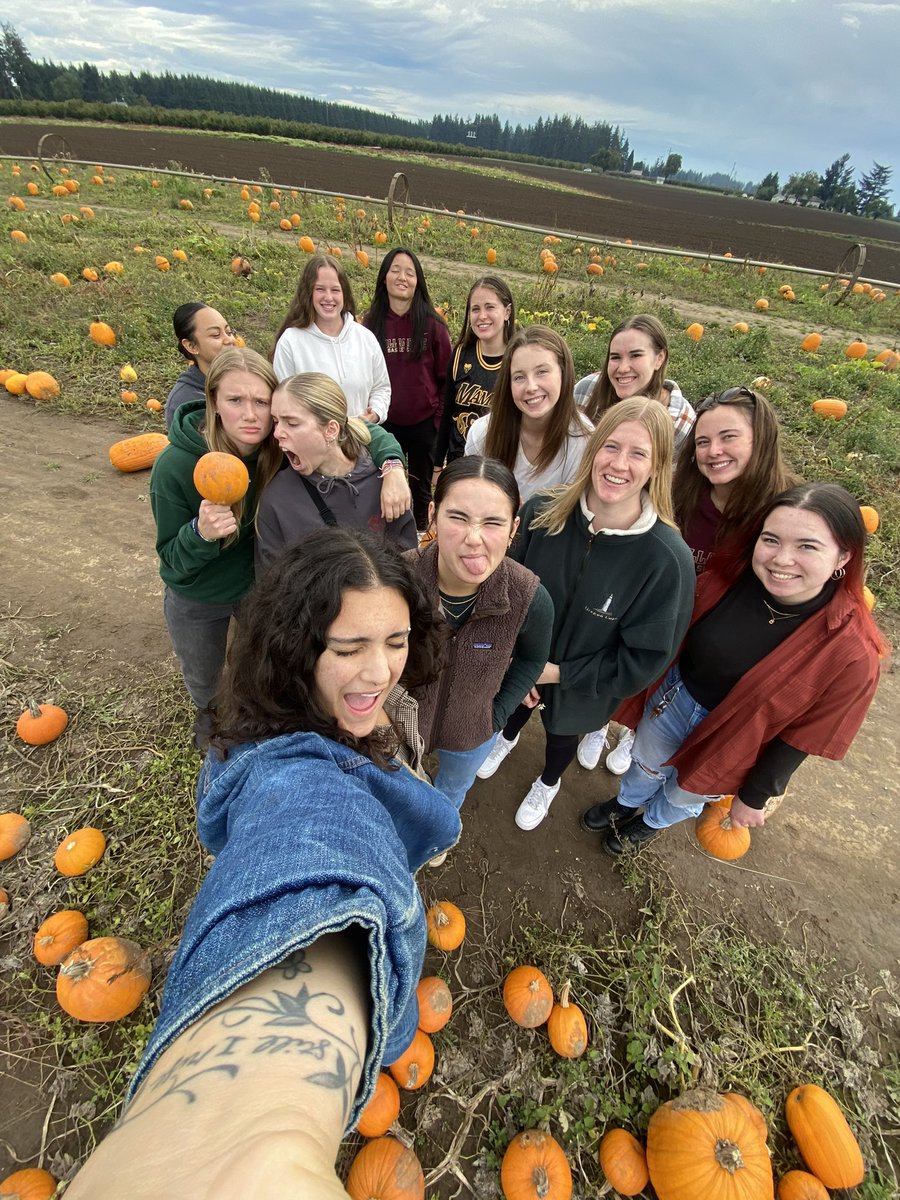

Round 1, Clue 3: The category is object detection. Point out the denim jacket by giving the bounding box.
[126,730,461,1128]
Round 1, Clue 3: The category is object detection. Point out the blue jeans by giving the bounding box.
[164,587,240,710]
[432,736,497,809]
[618,665,721,829]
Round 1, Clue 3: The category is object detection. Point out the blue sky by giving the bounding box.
[4,0,899,202]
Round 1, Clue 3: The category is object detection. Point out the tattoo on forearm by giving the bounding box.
[119,949,363,1130]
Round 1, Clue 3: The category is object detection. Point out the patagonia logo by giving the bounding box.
[473,642,494,650]
[586,594,618,621]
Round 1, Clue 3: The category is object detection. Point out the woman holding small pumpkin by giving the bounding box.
[151,349,408,748]
[164,301,237,428]
[65,529,460,1200]
[272,253,391,424]
[582,482,884,855]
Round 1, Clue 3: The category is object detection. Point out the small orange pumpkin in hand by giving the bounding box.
[54,827,106,876]
[695,796,751,861]
[57,936,151,1022]
[193,452,250,505]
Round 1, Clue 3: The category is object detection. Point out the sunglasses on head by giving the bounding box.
[696,385,757,414]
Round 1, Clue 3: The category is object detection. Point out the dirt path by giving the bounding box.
[2,395,898,992]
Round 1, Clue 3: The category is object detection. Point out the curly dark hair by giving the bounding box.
[212,528,445,765]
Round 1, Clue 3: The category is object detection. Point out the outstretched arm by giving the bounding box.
[65,932,368,1200]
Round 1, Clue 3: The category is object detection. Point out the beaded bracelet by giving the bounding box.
[379,458,406,477]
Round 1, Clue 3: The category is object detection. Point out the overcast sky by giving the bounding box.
[4,0,899,202]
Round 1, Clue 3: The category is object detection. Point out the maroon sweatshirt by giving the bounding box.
[382,310,452,426]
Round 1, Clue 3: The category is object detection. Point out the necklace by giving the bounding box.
[762,598,802,625]
[440,589,479,621]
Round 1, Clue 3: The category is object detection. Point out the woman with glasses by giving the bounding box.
[582,483,884,855]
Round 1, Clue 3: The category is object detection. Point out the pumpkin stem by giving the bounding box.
[721,815,734,830]
[714,1138,746,1174]
[26,698,42,719]
[532,1166,551,1199]
[558,980,571,1008]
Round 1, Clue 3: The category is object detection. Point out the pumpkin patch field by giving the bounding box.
[1,130,899,1196]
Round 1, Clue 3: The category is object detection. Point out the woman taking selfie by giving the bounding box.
[364,247,452,530]
[465,326,593,501]
[272,253,391,423]
[256,373,417,573]
[477,397,695,830]
[66,529,460,1200]
[407,456,553,811]
[584,483,884,854]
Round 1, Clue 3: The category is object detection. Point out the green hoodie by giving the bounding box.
[149,400,262,605]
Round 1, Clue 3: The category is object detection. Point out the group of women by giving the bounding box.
[151,251,883,855]
[66,249,885,1198]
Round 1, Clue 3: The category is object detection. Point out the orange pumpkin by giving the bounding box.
[155,255,170,272]
[374,231,388,245]
[16,701,68,745]
[732,322,749,333]
[873,348,899,370]
[57,936,151,1022]
[486,248,498,264]
[120,390,138,405]
[81,267,99,282]
[109,433,169,472]
[811,398,847,420]
[646,1087,772,1200]
[298,235,316,253]
[231,255,252,276]
[863,585,876,612]
[416,976,453,1033]
[784,1084,864,1189]
[89,321,116,347]
[546,980,588,1058]
[501,1130,572,1200]
[695,797,751,861]
[345,1137,424,1200]
[722,1093,768,1143]
[10,229,28,244]
[844,340,867,360]
[193,452,251,505]
[50,272,71,288]
[173,249,188,263]
[776,1170,829,1200]
[0,888,9,918]
[146,398,162,413]
[685,322,704,342]
[586,263,604,276]
[754,298,769,311]
[356,1071,401,1138]
[387,1028,434,1090]
[355,249,370,268]
[34,910,89,966]
[54,827,106,876]
[4,372,29,394]
[503,965,554,1028]
[598,1128,649,1196]
[542,258,559,274]
[425,900,465,951]
[800,333,822,353]
[279,218,293,231]
[0,813,31,861]
[0,1167,58,1199]
[859,505,879,534]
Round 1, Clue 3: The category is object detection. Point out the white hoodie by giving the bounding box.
[273,313,392,422]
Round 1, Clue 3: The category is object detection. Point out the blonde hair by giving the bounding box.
[531,396,676,535]
[204,347,282,543]
[273,372,372,462]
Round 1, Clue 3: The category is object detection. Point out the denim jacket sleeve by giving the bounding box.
[125,733,460,1130]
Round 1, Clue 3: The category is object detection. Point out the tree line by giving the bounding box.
[754,155,893,220]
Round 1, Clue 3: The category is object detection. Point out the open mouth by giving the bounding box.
[344,691,382,716]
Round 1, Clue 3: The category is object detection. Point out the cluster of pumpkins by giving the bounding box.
[343,896,867,1199]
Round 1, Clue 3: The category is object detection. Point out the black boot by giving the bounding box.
[603,815,660,856]
[192,706,216,753]
[581,796,643,833]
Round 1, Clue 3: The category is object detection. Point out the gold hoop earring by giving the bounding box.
[831,567,846,580]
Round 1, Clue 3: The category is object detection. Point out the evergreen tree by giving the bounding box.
[755,171,779,200]
[0,22,35,98]
[857,162,894,219]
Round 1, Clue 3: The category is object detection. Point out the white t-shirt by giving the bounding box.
[465,413,593,501]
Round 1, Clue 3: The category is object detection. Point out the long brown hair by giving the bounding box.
[204,347,283,543]
[485,326,588,476]
[454,275,516,354]
[270,254,356,353]
[531,397,676,535]
[673,387,799,550]
[583,313,668,424]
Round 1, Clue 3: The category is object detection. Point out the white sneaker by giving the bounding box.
[428,851,448,867]
[577,724,609,770]
[476,733,519,779]
[606,728,635,776]
[515,777,561,830]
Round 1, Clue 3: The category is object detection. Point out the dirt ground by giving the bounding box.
[2,395,897,990]
[2,121,899,279]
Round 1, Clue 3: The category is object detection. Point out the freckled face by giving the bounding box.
[314,587,411,736]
